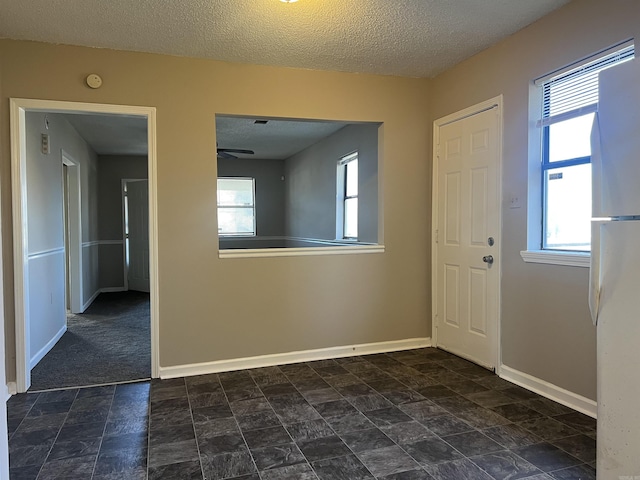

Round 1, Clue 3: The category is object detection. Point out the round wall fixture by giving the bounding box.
[86,74,103,89]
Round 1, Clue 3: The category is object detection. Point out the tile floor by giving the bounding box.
[6,348,597,479]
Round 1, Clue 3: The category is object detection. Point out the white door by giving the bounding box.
[434,102,501,369]
[126,180,150,292]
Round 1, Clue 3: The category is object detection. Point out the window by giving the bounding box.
[538,42,634,251]
[337,152,358,239]
[217,178,256,236]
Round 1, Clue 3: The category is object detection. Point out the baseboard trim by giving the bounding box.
[7,382,17,396]
[160,337,432,379]
[30,325,67,369]
[500,364,597,418]
[82,287,127,311]
[100,287,127,293]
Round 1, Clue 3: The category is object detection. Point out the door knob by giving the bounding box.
[482,255,494,265]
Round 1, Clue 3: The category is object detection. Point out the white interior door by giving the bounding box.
[126,180,150,292]
[434,102,501,369]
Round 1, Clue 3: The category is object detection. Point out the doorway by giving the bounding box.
[10,98,159,393]
[432,96,503,371]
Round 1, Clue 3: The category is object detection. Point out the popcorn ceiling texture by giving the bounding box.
[0,0,569,78]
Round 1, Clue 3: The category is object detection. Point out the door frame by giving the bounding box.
[61,150,83,314]
[10,98,160,392]
[431,95,503,372]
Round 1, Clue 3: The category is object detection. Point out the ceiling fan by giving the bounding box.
[217,145,255,159]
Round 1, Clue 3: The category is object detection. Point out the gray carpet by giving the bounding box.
[29,291,151,391]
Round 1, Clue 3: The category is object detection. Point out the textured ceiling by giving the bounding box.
[0,0,570,78]
[64,113,148,156]
[216,116,352,160]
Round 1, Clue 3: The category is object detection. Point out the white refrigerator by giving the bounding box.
[590,57,640,479]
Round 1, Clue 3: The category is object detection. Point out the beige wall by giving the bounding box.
[430,0,640,400]
[0,39,431,377]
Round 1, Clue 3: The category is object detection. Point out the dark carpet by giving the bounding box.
[29,291,151,391]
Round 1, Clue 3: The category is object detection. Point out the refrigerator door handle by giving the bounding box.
[589,221,602,326]
[590,113,603,218]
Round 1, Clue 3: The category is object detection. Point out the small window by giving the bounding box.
[217,178,256,236]
[537,42,634,251]
[337,153,358,240]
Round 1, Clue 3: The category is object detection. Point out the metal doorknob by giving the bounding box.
[482,255,494,265]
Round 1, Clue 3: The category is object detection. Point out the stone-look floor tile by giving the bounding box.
[47,438,102,461]
[224,386,263,403]
[326,412,375,434]
[36,389,79,404]
[237,410,282,431]
[349,393,393,412]
[465,390,518,409]
[191,404,234,424]
[552,412,597,432]
[399,401,447,422]
[104,415,148,436]
[357,445,420,477]
[367,378,413,393]
[404,437,465,466]
[57,421,108,443]
[188,392,227,409]
[150,385,187,402]
[9,444,51,468]
[551,434,596,464]
[414,386,457,399]
[364,406,414,427]
[229,397,271,416]
[37,455,97,480]
[514,442,583,472]
[523,398,574,417]
[336,383,376,397]
[312,454,375,480]
[8,465,42,480]
[243,425,292,449]
[430,395,479,413]
[100,432,147,454]
[287,419,335,442]
[340,427,395,452]
[548,463,596,480]
[185,373,220,387]
[419,413,474,437]
[93,448,148,476]
[26,400,74,418]
[93,468,148,480]
[490,403,545,423]
[298,435,351,462]
[276,403,324,425]
[518,417,580,441]
[13,413,67,433]
[148,460,204,479]
[324,374,364,388]
[250,443,306,471]
[397,375,441,390]
[195,417,239,439]
[314,399,359,419]
[423,458,494,480]
[380,421,433,445]
[261,382,299,398]
[453,406,511,429]
[198,433,246,455]
[9,426,60,449]
[149,439,200,468]
[76,385,116,399]
[292,377,331,392]
[482,423,544,449]
[303,388,344,405]
[381,389,426,406]
[471,450,542,480]
[187,381,223,395]
[502,386,540,401]
[446,380,490,396]
[378,469,434,479]
[201,446,257,480]
[259,462,318,479]
[442,430,503,457]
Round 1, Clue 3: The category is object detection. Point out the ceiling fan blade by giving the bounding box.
[217,148,255,155]
[217,151,237,159]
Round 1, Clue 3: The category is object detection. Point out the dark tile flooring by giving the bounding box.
[6,348,597,479]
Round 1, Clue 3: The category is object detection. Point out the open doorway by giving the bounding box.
[10,99,159,393]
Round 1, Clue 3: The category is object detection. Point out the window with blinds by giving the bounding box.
[537,42,634,251]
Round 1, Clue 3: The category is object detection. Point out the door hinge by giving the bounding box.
[435,229,439,243]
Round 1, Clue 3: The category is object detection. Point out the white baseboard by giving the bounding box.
[160,337,432,379]
[500,364,597,418]
[30,325,67,369]
[7,382,17,396]
[82,287,127,311]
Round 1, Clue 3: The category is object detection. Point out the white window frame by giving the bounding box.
[217,177,256,237]
[522,40,635,267]
[336,152,358,241]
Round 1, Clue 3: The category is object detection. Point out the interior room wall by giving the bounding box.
[97,155,148,289]
[217,157,286,244]
[24,112,99,367]
[284,123,379,243]
[0,40,431,377]
[429,0,640,401]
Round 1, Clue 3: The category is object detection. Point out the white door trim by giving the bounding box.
[10,98,160,392]
[431,95,503,373]
[61,150,84,314]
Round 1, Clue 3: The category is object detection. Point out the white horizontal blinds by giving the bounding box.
[540,43,635,127]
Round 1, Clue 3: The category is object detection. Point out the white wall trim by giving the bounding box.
[82,289,101,312]
[160,337,431,379]
[10,98,160,392]
[500,364,597,418]
[520,250,590,268]
[7,383,17,396]
[82,287,129,311]
[100,287,127,293]
[82,240,124,248]
[30,325,67,369]
[220,244,384,259]
[27,247,65,260]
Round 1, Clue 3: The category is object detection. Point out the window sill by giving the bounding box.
[220,244,385,259]
[520,250,590,268]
